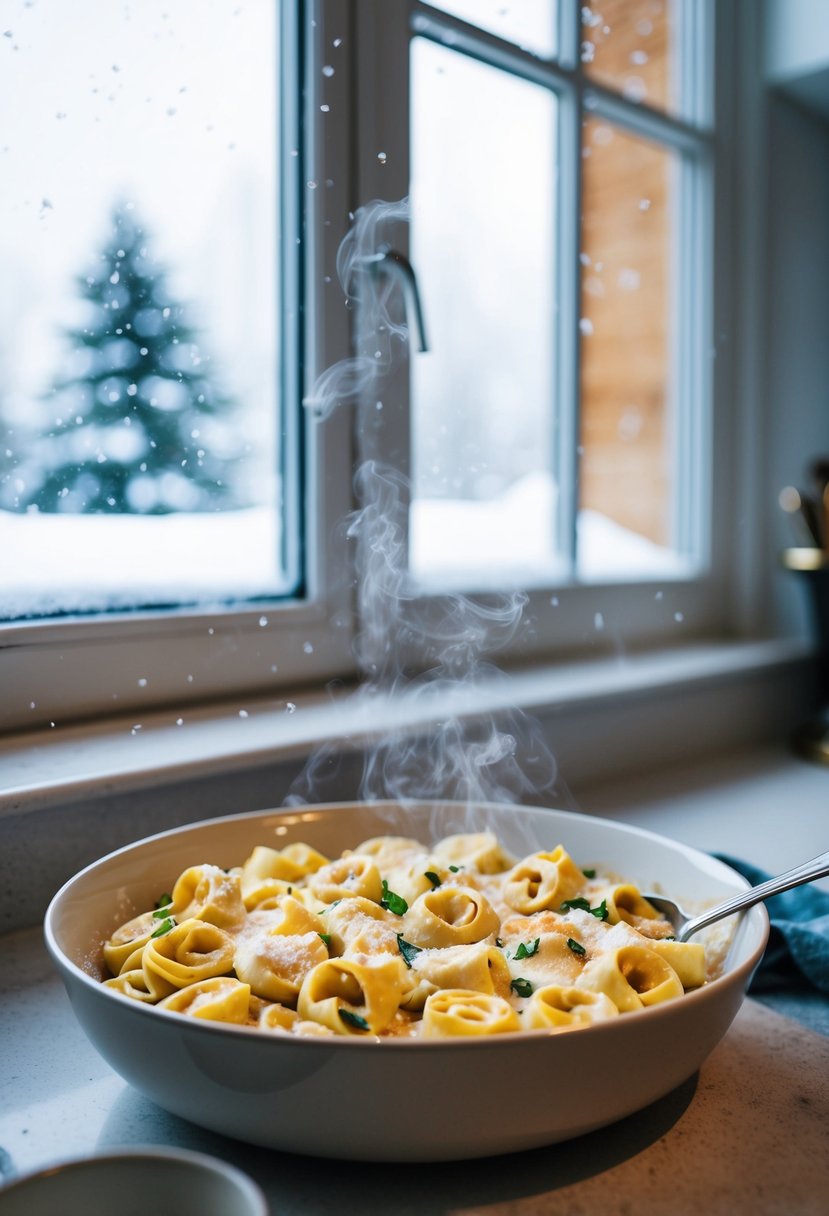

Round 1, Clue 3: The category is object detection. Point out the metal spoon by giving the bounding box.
[642,849,829,943]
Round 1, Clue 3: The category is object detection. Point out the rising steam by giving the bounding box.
[288,200,557,816]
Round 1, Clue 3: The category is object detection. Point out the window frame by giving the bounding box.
[0,0,751,736]
[349,0,736,674]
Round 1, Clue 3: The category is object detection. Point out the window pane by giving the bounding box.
[578,118,688,578]
[0,0,288,618]
[582,0,679,116]
[409,39,559,586]
[423,0,557,59]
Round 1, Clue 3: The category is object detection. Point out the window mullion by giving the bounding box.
[557,75,582,570]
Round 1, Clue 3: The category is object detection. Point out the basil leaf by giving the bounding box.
[150,917,175,938]
[560,897,591,913]
[581,867,597,879]
[424,871,441,889]
[448,865,461,873]
[380,880,408,916]
[561,896,608,921]
[566,937,586,956]
[338,1009,370,1031]
[513,938,540,961]
[510,977,533,998]
[396,933,422,968]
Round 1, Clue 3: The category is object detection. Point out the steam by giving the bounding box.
[288,200,557,818]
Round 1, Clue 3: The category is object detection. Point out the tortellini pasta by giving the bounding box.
[403,885,500,948]
[421,989,521,1037]
[99,828,711,1038]
[524,985,618,1031]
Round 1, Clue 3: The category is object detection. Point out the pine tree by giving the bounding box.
[12,201,245,514]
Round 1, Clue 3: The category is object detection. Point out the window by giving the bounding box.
[349,0,724,670]
[0,0,734,735]
[0,1,295,614]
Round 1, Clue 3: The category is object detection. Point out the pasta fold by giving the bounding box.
[403,885,500,948]
[578,944,684,1011]
[321,896,401,957]
[400,941,512,1011]
[234,924,329,1004]
[308,854,383,904]
[169,864,246,930]
[646,939,706,988]
[421,989,521,1037]
[432,831,515,874]
[158,976,251,1023]
[524,985,618,1031]
[297,955,404,1035]
[102,910,157,975]
[502,847,585,914]
[142,917,236,994]
[102,968,157,1003]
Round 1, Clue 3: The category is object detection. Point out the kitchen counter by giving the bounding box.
[1,743,827,1214]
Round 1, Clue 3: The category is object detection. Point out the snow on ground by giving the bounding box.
[1,474,689,617]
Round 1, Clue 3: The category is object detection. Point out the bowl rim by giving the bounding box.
[0,1145,268,1209]
[44,800,770,1052]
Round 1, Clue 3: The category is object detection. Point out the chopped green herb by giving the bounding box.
[150,917,175,938]
[560,897,591,913]
[151,905,173,919]
[581,867,596,879]
[318,933,331,947]
[448,864,462,873]
[510,977,533,998]
[396,934,423,969]
[424,871,441,889]
[495,937,505,949]
[380,880,408,916]
[153,893,172,910]
[338,1009,370,1031]
[560,896,608,922]
[566,937,586,956]
[513,938,541,961]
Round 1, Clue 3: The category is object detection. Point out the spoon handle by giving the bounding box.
[679,849,829,942]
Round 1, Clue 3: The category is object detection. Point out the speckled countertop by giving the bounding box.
[1,744,828,1214]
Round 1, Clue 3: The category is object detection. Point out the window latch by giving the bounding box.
[364,246,429,353]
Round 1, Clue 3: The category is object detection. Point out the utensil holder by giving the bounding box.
[782,547,829,764]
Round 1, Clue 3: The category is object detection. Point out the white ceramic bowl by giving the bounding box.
[0,1147,268,1216]
[45,801,768,1162]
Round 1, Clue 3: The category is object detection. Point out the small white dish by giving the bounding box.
[44,800,768,1162]
[0,1146,268,1215]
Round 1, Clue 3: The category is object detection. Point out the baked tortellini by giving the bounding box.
[99,828,710,1038]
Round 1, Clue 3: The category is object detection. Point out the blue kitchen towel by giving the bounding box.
[714,854,829,995]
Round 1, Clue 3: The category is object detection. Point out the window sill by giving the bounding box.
[0,636,813,820]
